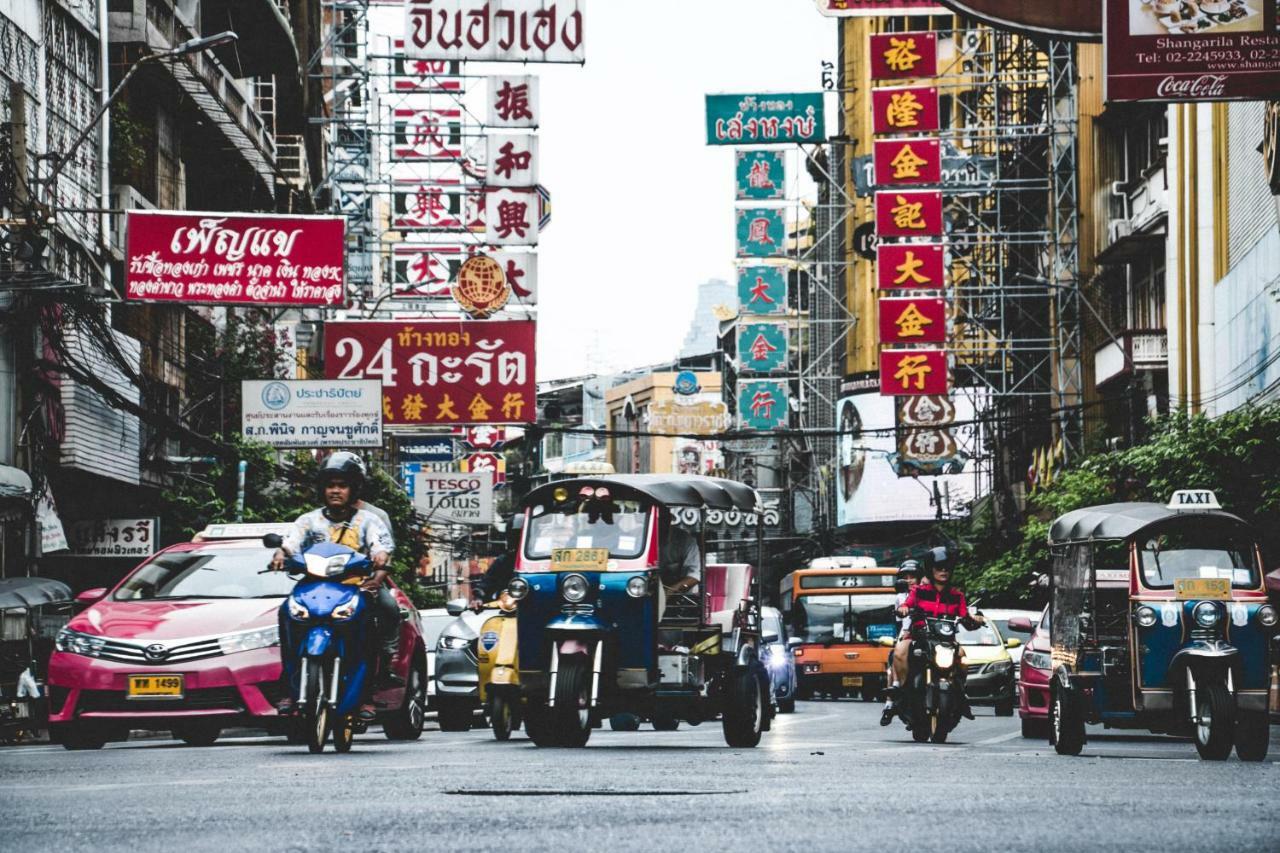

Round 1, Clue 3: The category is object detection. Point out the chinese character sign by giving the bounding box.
[494,250,537,305]
[874,190,943,238]
[738,323,788,373]
[324,320,536,425]
[706,93,825,146]
[488,76,540,128]
[393,245,461,298]
[736,150,785,201]
[879,348,948,396]
[405,1,584,63]
[738,381,788,430]
[873,139,941,186]
[485,188,540,245]
[878,297,947,344]
[736,208,786,258]
[877,243,944,290]
[871,86,940,135]
[485,135,539,187]
[870,32,938,80]
[737,265,787,315]
[393,181,483,232]
[392,108,463,161]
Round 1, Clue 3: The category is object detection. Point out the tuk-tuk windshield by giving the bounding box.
[524,500,649,561]
[1137,529,1260,589]
[794,593,897,644]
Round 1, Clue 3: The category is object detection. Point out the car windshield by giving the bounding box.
[958,625,1001,646]
[113,548,295,600]
[523,500,649,561]
[762,613,784,644]
[794,594,897,644]
[1138,529,1260,589]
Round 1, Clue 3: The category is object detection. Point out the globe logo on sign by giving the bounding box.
[673,371,701,396]
[261,382,291,411]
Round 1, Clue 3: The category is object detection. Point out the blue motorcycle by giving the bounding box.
[267,536,377,754]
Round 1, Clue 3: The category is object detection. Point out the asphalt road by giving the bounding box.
[2,702,1277,853]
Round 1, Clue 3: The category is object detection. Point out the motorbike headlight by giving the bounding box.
[507,577,530,601]
[439,634,470,651]
[560,573,589,603]
[1193,601,1223,629]
[55,628,106,658]
[937,622,956,637]
[218,625,280,655]
[287,597,310,621]
[933,646,955,669]
[1022,650,1052,672]
[1258,604,1278,627]
[1134,605,1158,628]
[331,595,359,622]
[626,575,649,598]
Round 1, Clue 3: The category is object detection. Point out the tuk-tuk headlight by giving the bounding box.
[1258,604,1277,627]
[626,576,649,598]
[507,577,530,601]
[1134,605,1158,628]
[560,573,589,603]
[1193,601,1223,629]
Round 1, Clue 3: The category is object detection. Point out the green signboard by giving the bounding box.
[737,265,787,315]
[736,150,785,200]
[707,93,825,146]
[738,322,788,373]
[738,381,788,431]
[735,208,786,259]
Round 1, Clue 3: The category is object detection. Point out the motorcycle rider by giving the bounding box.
[886,547,982,723]
[880,558,923,726]
[469,515,523,610]
[271,453,402,719]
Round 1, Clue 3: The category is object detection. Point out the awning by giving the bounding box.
[0,466,33,500]
[0,577,73,610]
[524,474,760,512]
[1048,502,1249,545]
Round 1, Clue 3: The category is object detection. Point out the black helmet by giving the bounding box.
[897,559,923,579]
[317,451,366,500]
[923,546,951,581]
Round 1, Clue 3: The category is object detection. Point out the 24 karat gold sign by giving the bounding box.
[550,548,609,572]
[1175,578,1232,601]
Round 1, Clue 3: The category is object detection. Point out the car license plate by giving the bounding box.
[127,674,183,698]
[841,676,863,687]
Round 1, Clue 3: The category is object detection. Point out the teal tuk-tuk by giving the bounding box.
[506,475,771,748]
[1047,490,1277,760]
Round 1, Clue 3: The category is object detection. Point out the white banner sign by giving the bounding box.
[494,250,537,305]
[405,1,584,63]
[488,75,540,128]
[413,471,495,525]
[485,188,540,245]
[242,379,383,448]
[485,134,539,188]
[68,518,157,558]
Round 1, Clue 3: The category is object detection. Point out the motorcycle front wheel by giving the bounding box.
[304,659,330,754]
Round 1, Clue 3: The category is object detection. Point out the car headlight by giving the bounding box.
[765,645,788,670]
[287,597,310,621]
[933,646,955,669]
[1021,650,1052,672]
[989,659,1013,674]
[507,577,530,601]
[626,575,649,598]
[55,628,106,658]
[1193,601,1223,629]
[439,634,470,651]
[217,625,280,655]
[331,595,359,622]
[1134,605,1158,628]
[1258,605,1278,627]
[560,573,589,603]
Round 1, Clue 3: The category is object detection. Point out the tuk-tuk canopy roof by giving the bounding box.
[524,475,760,512]
[0,577,73,610]
[1048,502,1250,545]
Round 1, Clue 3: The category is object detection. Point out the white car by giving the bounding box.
[418,608,457,711]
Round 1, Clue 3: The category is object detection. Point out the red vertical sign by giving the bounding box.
[870,32,939,80]
[874,191,944,238]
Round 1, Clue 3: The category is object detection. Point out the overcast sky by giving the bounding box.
[375,2,835,381]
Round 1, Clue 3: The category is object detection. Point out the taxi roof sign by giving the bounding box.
[194,522,293,542]
[1167,490,1222,511]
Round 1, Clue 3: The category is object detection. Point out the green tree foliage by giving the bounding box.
[953,406,1280,601]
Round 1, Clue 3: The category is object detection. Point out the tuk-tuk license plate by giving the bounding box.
[842,676,863,687]
[550,548,609,572]
[1175,578,1232,600]
[127,675,183,698]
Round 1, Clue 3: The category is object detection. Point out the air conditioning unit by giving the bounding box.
[1109,220,1133,244]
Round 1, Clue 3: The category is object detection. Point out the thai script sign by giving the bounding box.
[706,93,825,146]
[815,0,947,15]
[872,86,941,134]
[877,243,945,290]
[1105,0,1280,102]
[874,138,942,185]
[324,320,535,426]
[879,297,947,344]
[875,190,944,238]
[125,211,345,306]
[737,265,788,315]
[68,518,158,558]
[738,322,789,373]
[405,0,585,63]
[412,471,495,525]
[242,379,383,448]
[869,32,938,80]
[880,348,949,396]
[736,207,787,258]
[736,150,786,200]
[738,380,789,430]
[853,149,997,196]
[647,399,732,436]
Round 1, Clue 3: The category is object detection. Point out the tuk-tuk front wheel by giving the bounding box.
[550,654,592,748]
[722,668,764,748]
[1234,711,1270,762]
[1193,681,1235,761]
[1051,683,1085,756]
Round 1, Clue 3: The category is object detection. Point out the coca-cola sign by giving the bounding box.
[125,211,346,306]
[1106,0,1280,103]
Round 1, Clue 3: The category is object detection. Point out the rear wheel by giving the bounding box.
[174,724,221,747]
[383,659,426,741]
[1193,681,1235,761]
[930,689,952,744]
[722,668,764,748]
[490,693,514,742]
[908,676,930,743]
[652,715,680,731]
[56,724,107,751]
[1234,711,1270,762]
[304,660,329,754]
[332,715,354,753]
[550,654,592,747]
[436,695,473,732]
[1051,683,1085,756]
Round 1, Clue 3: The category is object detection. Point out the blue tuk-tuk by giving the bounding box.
[1047,490,1277,760]
[505,475,771,748]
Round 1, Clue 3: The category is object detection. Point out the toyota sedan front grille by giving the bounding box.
[95,636,224,666]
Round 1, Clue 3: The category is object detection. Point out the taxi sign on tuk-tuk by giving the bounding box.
[1174,577,1232,600]
[1167,489,1221,511]
[550,548,609,572]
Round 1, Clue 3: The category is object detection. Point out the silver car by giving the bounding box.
[760,607,797,713]
[432,600,487,731]
[418,607,456,713]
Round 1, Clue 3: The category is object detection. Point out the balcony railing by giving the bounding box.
[1095,330,1169,388]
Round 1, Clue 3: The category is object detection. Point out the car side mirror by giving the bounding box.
[445,597,468,617]
[1007,616,1033,633]
[1006,638,1022,649]
[75,588,108,607]
[262,533,284,549]
[786,636,803,649]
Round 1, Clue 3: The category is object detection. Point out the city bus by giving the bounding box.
[779,557,898,701]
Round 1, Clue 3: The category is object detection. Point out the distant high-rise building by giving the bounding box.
[679,278,734,358]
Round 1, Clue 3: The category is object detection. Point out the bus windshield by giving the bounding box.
[523,500,649,561]
[794,593,897,644]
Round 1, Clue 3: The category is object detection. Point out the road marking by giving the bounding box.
[969,730,1023,747]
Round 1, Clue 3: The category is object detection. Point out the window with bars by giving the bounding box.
[44,5,101,248]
